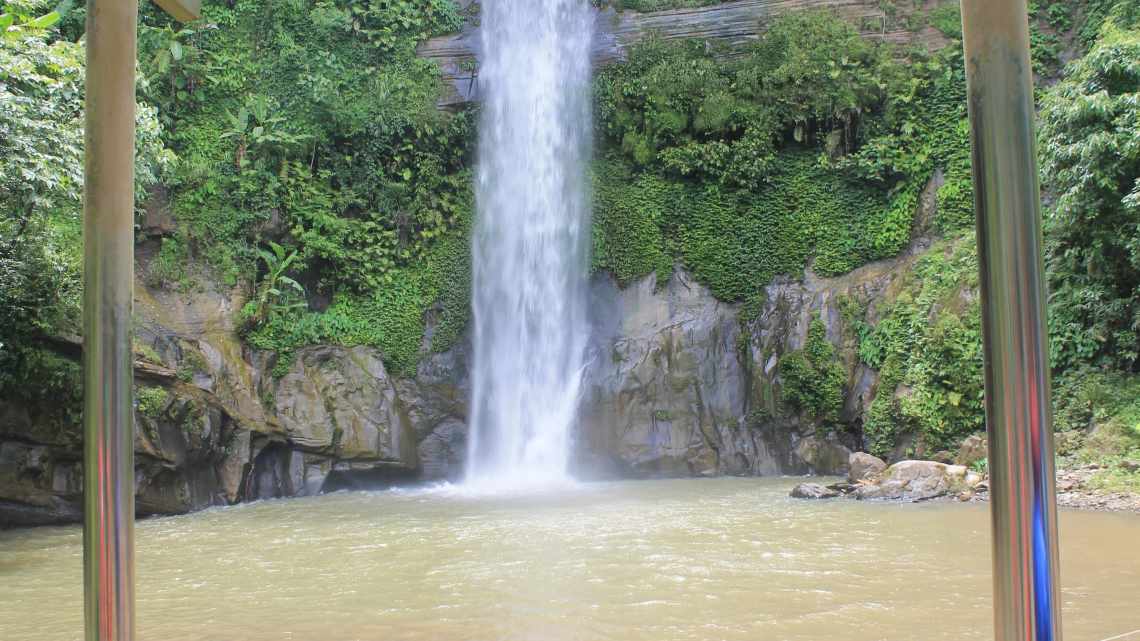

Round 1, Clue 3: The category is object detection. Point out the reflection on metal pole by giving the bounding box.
[960,2,1062,641]
[83,0,138,637]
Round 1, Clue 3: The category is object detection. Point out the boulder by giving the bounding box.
[790,482,840,499]
[848,451,887,482]
[794,435,852,476]
[418,419,467,481]
[855,460,984,502]
[273,346,418,467]
[955,434,988,468]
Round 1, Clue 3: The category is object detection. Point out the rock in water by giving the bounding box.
[848,452,887,482]
[790,482,840,499]
[855,460,983,502]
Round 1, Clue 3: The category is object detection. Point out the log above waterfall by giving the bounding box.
[417,0,953,108]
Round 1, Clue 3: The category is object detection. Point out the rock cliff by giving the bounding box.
[1,238,931,526]
[418,0,953,107]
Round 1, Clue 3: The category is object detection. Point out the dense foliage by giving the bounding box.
[592,10,973,306]
[1039,10,1140,372]
[779,319,847,428]
[130,0,475,375]
[859,235,985,457]
[0,3,170,406]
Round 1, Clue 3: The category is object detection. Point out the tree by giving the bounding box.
[1039,11,1140,371]
[0,10,172,397]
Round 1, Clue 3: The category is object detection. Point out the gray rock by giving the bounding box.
[956,434,987,468]
[418,419,467,481]
[794,435,852,476]
[848,451,887,482]
[578,269,796,477]
[273,346,418,467]
[790,482,840,499]
[855,460,982,502]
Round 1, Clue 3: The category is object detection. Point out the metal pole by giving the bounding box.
[960,2,1061,641]
[83,0,138,637]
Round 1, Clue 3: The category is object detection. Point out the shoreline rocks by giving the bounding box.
[791,451,1140,513]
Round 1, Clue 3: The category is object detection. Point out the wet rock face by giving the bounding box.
[273,345,417,466]
[577,269,805,478]
[2,240,928,526]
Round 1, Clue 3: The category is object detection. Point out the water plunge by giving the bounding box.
[467,1,595,488]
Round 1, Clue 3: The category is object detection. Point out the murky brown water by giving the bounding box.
[2,478,1138,641]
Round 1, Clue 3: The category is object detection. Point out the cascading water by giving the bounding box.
[466,0,594,489]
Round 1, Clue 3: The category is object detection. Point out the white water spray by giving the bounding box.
[466,0,594,489]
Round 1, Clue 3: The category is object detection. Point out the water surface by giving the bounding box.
[2,478,1138,641]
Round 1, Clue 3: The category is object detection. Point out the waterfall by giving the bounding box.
[466,0,594,488]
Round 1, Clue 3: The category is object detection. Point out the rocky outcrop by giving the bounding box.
[790,482,839,499]
[4,242,928,527]
[578,269,807,477]
[2,161,948,527]
[955,433,987,468]
[419,0,953,107]
[854,460,985,501]
[848,451,887,482]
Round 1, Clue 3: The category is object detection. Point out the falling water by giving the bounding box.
[467,0,594,488]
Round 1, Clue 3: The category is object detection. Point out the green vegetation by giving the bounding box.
[136,386,171,419]
[602,0,725,12]
[1,0,170,408]
[592,10,974,307]
[1054,370,1140,491]
[138,0,474,373]
[779,319,847,428]
[1039,10,1140,373]
[859,235,984,457]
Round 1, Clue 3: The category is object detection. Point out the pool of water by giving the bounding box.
[2,477,1138,641]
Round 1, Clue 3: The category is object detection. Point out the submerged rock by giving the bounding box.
[790,482,840,499]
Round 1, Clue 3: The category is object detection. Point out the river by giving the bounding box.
[2,478,1137,640]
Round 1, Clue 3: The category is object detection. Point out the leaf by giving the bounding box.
[29,11,61,29]
[170,41,183,62]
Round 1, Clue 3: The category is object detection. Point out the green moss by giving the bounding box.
[859,234,984,457]
[928,2,963,39]
[133,340,164,365]
[246,207,472,377]
[136,386,170,419]
[604,0,727,11]
[779,319,846,427]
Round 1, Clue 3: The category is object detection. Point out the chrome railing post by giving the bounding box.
[83,0,139,637]
[960,2,1062,640]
